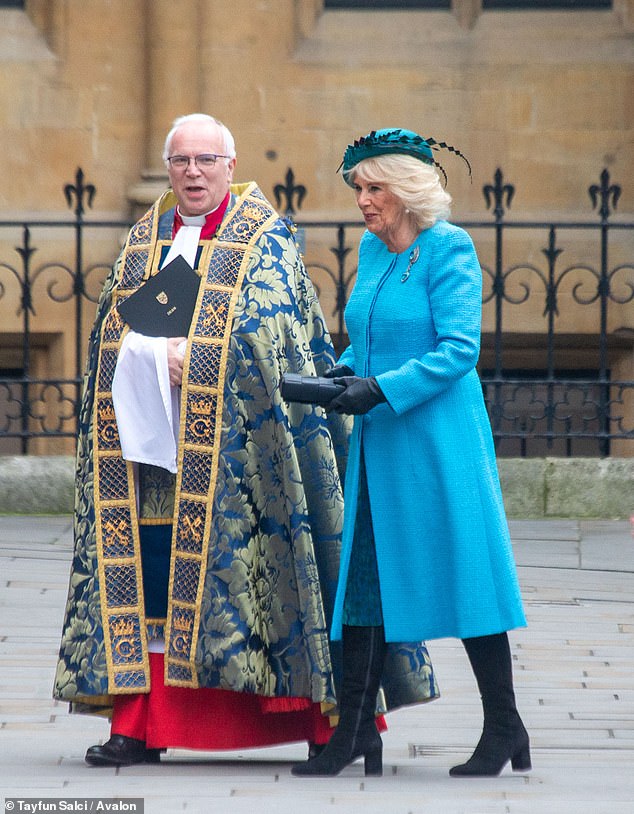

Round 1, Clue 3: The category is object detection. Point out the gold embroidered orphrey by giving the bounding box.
[92,183,278,693]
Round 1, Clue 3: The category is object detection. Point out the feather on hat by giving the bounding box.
[338,128,471,186]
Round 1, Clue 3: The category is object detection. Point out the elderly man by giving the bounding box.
[54,114,437,766]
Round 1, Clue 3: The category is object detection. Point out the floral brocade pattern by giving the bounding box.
[54,187,346,705]
[190,224,347,700]
[53,185,439,714]
[53,256,120,704]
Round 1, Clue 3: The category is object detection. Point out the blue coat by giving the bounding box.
[331,221,526,642]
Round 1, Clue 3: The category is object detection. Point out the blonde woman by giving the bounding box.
[292,128,530,779]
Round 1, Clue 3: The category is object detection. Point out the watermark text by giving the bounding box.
[4,800,143,813]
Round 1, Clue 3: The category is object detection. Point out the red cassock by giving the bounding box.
[112,653,386,750]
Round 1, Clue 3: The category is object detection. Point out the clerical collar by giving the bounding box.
[180,212,207,227]
[173,192,231,240]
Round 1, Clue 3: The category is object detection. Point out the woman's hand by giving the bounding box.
[323,364,354,379]
[167,336,187,387]
[328,376,386,415]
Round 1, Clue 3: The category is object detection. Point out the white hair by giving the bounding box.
[346,154,452,230]
[162,113,236,162]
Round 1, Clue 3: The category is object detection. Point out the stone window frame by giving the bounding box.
[321,0,632,29]
[324,1,450,7]
[324,0,611,6]
[483,1,611,8]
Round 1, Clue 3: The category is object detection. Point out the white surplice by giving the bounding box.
[111,212,205,473]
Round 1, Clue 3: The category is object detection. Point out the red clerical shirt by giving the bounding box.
[172,191,231,240]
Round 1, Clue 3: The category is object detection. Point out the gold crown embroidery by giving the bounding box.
[191,399,212,416]
[173,614,193,633]
[99,404,116,422]
[112,618,135,638]
[98,403,119,443]
[242,205,262,222]
[156,291,168,305]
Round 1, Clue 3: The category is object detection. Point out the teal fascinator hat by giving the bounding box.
[338,128,471,185]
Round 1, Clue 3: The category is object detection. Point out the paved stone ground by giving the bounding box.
[1,516,633,813]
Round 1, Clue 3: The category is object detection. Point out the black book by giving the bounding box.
[117,255,201,337]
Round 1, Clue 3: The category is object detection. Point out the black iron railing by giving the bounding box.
[1,167,633,456]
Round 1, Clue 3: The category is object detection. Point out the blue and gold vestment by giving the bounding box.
[53,182,437,717]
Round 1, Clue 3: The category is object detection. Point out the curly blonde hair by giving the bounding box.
[345,154,452,230]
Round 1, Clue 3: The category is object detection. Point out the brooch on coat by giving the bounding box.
[400,246,420,283]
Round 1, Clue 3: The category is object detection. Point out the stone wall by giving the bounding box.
[2,1,631,219]
[0,1,632,457]
[0,455,631,518]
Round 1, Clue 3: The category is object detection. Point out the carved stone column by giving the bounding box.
[128,0,204,214]
[452,0,481,30]
[614,0,634,31]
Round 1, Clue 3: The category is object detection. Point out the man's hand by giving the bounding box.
[328,376,386,415]
[167,336,187,387]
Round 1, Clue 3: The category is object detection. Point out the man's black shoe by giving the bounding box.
[85,734,162,766]
[308,742,326,759]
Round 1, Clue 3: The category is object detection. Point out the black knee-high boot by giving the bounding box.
[291,624,386,777]
[450,632,531,777]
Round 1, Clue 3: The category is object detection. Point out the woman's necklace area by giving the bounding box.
[400,245,420,283]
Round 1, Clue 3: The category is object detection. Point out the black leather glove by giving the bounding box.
[328,376,386,415]
[323,364,354,379]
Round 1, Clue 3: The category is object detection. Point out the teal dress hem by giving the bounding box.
[343,451,383,627]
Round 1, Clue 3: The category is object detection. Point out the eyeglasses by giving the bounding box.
[166,154,231,170]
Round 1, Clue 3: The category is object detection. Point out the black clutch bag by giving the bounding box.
[281,373,346,406]
[117,255,201,338]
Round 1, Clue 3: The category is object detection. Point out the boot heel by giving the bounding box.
[511,743,531,772]
[364,746,383,776]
